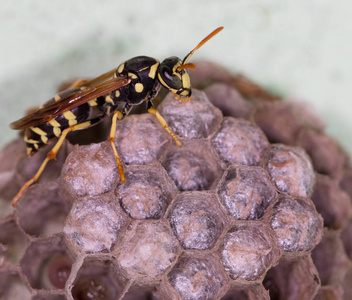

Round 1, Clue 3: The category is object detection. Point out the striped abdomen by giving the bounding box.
[24,88,121,156]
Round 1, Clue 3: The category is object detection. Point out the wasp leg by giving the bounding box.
[109,110,126,184]
[147,101,182,147]
[12,121,92,206]
[173,93,192,103]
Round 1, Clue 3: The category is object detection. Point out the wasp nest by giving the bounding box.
[1,60,352,300]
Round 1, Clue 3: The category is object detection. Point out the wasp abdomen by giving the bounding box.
[24,89,112,156]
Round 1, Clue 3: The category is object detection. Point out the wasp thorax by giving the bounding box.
[158,56,191,97]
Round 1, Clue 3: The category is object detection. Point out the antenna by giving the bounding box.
[179,26,224,69]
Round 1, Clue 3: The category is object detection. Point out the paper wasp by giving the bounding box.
[10,26,223,206]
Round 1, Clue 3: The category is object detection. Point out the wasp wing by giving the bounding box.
[10,75,131,130]
[67,68,117,89]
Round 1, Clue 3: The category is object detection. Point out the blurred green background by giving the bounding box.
[1,0,351,156]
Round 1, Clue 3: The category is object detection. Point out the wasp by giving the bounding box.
[10,27,223,206]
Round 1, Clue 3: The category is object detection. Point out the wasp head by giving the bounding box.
[157,56,191,97]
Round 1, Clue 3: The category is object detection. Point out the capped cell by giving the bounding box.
[115,165,178,220]
[270,196,323,252]
[219,223,281,281]
[212,117,269,166]
[114,113,172,165]
[167,191,227,250]
[161,139,223,191]
[217,166,277,220]
[115,220,181,280]
[167,254,229,300]
[158,89,223,139]
[266,144,315,198]
[64,194,129,253]
[61,141,120,198]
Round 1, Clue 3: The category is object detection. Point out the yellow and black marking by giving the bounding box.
[10,27,224,206]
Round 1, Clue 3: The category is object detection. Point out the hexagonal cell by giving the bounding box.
[71,256,129,300]
[253,102,302,144]
[115,165,178,220]
[188,60,233,89]
[0,218,29,264]
[20,234,74,290]
[158,89,223,139]
[167,254,229,300]
[212,117,270,166]
[166,191,227,250]
[161,139,223,191]
[61,141,119,199]
[204,83,254,119]
[266,144,315,198]
[217,166,277,220]
[298,128,347,178]
[311,230,351,287]
[219,223,281,281]
[270,196,323,252]
[221,284,270,300]
[15,182,71,237]
[64,194,129,253]
[0,269,31,300]
[263,256,320,300]
[114,113,172,165]
[311,174,352,230]
[115,220,181,281]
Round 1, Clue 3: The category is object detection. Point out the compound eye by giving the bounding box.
[159,65,182,91]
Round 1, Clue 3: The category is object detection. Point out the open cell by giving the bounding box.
[16,182,71,237]
[20,234,74,290]
[71,257,129,300]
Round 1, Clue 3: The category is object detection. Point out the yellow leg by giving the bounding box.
[109,111,126,184]
[147,106,182,147]
[12,121,92,206]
